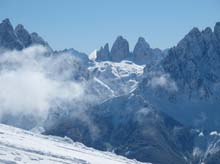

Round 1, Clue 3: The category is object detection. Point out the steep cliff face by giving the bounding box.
[132,23,220,132]
[96,36,130,62]
[15,24,32,48]
[96,43,110,61]
[133,37,162,65]
[162,23,220,99]
[110,36,130,62]
[0,19,23,50]
[0,18,51,50]
[96,36,163,65]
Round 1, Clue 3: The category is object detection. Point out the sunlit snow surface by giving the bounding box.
[0,124,149,164]
[89,60,145,97]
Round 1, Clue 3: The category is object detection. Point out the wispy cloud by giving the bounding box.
[147,73,178,92]
[0,46,86,128]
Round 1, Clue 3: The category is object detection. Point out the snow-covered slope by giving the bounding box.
[0,124,149,164]
[89,60,145,98]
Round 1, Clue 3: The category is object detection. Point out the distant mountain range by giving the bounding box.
[1,18,220,164]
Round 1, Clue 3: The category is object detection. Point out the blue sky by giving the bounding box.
[0,0,220,53]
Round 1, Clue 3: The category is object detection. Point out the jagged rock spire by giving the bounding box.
[96,43,110,61]
[110,36,130,62]
[214,22,220,41]
[15,24,32,47]
[0,18,51,50]
[0,18,23,50]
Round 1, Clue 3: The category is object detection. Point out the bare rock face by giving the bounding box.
[133,37,150,64]
[0,18,51,51]
[96,36,163,64]
[133,37,162,65]
[96,36,130,62]
[214,22,220,41]
[133,37,150,59]
[15,24,32,48]
[162,23,220,99]
[30,32,51,49]
[0,19,23,50]
[96,43,110,61]
[110,36,130,62]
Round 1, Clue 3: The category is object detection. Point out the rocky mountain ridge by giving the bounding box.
[0,18,51,51]
[96,36,163,65]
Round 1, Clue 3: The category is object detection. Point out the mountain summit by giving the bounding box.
[96,36,163,64]
[0,18,23,50]
[0,18,51,50]
[110,36,130,62]
[162,22,220,99]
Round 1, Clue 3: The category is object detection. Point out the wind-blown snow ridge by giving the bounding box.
[0,124,149,164]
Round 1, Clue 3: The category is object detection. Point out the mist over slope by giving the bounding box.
[0,45,90,129]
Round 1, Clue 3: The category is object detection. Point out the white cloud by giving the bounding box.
[148,73,178,92]
[0,46,85,127]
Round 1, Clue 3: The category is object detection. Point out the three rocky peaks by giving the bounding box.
[96,36,162,64]
[0,18,51,50]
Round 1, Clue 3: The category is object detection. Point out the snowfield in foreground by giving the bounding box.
[0,124,149,164]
